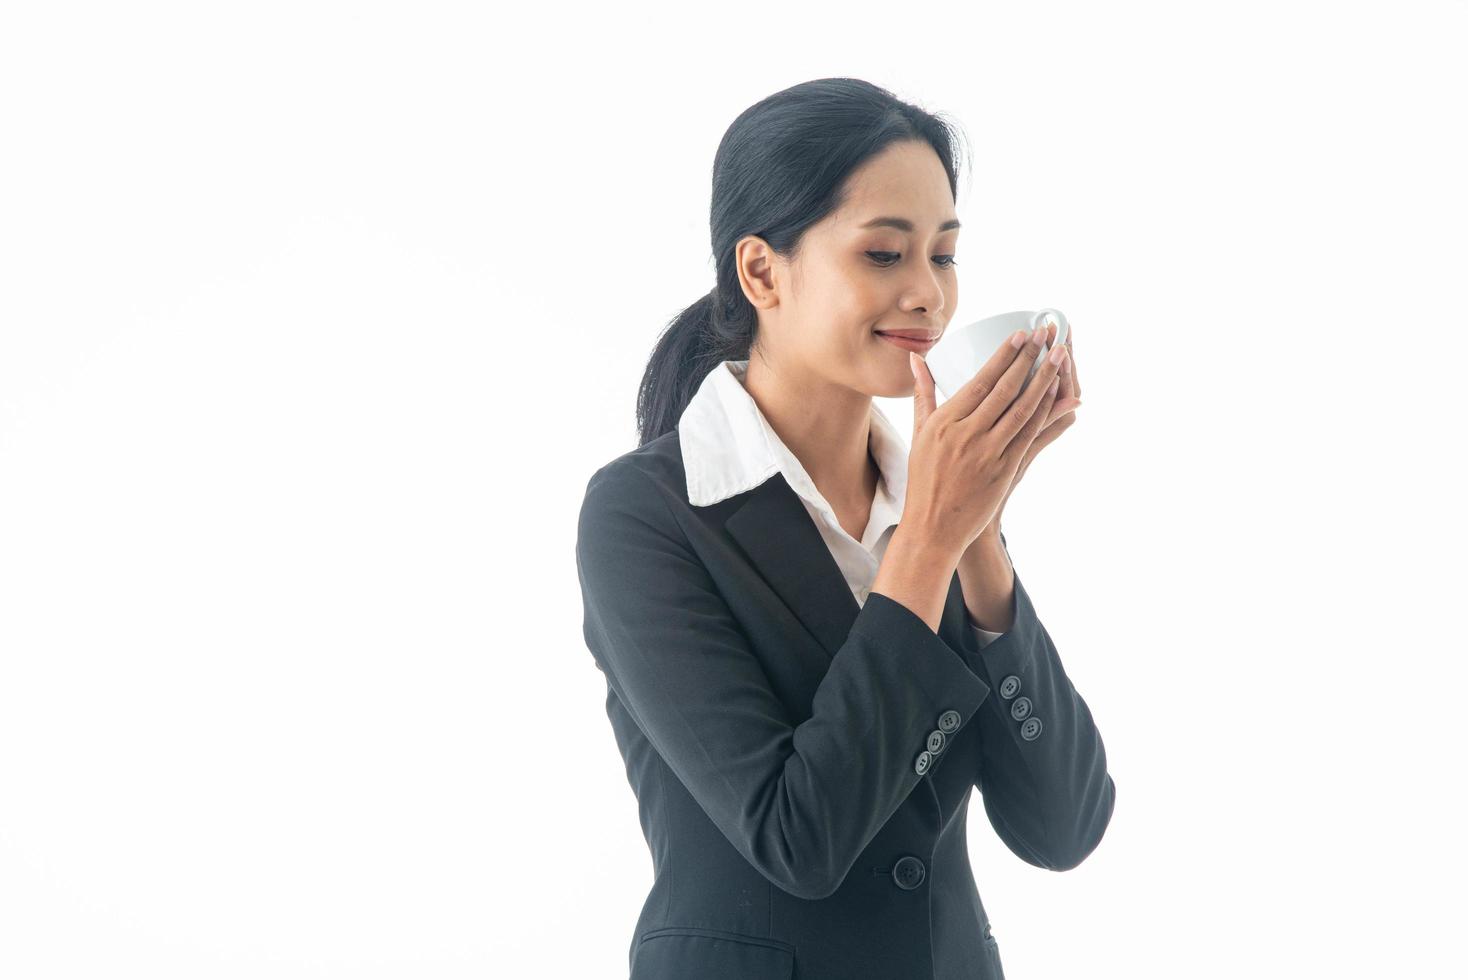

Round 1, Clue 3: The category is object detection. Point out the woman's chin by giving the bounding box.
[871,369,920,401]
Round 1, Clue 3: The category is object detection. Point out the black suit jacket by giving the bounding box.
[575,428,1116,980]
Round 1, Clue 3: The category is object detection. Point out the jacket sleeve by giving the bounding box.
[959,530,1117,871]
[576,461,994,901]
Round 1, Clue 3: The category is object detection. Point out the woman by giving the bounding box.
[576,77,1115,980]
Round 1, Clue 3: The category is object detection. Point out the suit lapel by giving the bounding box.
[725,474,859,662]
[725,473,977,664]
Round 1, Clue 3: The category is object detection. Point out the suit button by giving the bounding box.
[937,709,961,733]
[926,729,946,754]
[1009,696,1032,721]
[1020,716,1043,741]
[999,675,1021,699]
[892,855,926,890]
[913,750,932,775]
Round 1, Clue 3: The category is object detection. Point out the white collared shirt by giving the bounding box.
[677,358,1005,648]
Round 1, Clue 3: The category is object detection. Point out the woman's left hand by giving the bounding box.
[986,322,1082,532]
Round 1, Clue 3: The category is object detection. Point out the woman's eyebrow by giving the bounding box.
[859,216,962,232]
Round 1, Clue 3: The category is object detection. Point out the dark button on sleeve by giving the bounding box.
[1009,696,1032,721]
[999,675,1021,699]
[914,750,933,775]
[1019,716,1043,741]
[926,729,946,754]
[937,709,962,733]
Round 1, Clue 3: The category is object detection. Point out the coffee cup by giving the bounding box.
[924,308,1070,401]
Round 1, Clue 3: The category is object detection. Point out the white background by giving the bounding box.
[2,2,1464,977]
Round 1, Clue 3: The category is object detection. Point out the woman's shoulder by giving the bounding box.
[581,429,691,520]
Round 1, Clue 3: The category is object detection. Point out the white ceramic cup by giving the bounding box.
[924,308,1070,401]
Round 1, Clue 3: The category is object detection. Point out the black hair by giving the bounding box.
[634,77,969,447]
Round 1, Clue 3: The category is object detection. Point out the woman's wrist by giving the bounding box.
[872,524,963,634]
[956,529,1015,633]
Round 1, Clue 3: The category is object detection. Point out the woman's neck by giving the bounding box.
[739,355,881,516]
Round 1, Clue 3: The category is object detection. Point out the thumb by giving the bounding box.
[909,351,936,437]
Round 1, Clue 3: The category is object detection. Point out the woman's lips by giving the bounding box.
[875,332,938,353]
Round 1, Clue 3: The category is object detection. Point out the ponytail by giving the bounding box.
[636,286,755,448]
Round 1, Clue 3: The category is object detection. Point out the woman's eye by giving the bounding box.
[866,251,959,269]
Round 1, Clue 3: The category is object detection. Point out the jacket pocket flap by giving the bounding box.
[634,926,794,979]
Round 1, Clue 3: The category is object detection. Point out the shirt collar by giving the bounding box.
[677,359,911,521]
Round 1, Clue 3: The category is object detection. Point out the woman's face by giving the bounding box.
[746,139,961,399]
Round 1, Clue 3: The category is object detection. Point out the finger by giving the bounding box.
[991,338,1068,446]
[1014,419,1060,479]
[1030,407,1073,457]
[954,325,1050,431]
[909,351,936,435]
[1065,323,1081,399]
[939,327,1039,423]
[1005,373,1062,466]
[1053,328,1081,416]
[1052,394,1082,418]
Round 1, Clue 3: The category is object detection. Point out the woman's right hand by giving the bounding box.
[903,326,1069,558]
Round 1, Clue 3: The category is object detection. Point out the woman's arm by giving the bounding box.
[957,527,1016,633]
[957,530,1117,871]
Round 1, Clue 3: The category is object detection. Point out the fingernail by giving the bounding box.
[1010,330,1026,349]
[1048,344,1067,366]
